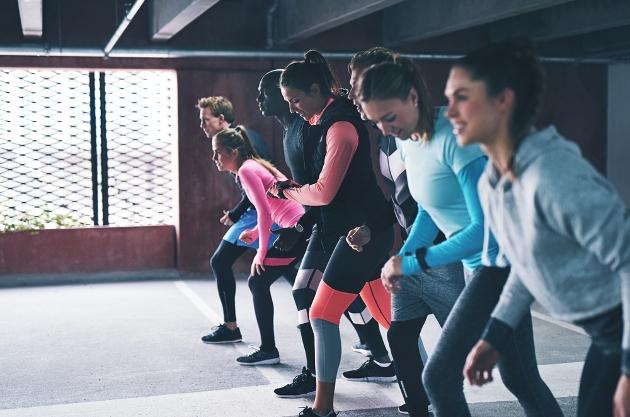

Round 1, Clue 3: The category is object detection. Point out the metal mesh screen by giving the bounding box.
[103,71,174,226]
[0,70,93,227]
[0,69,175,229]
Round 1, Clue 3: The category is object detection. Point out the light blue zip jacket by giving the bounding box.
[479,125,630,367]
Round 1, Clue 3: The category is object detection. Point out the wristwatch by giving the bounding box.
[293,223,304,233]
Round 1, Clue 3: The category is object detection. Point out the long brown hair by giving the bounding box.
[214,126,281,178]
[358,55,435,141]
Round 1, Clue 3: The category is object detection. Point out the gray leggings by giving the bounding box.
[423,266,562,417]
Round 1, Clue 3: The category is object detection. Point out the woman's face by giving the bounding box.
[211,138,239,173]
[281,85,327,121]
[444,67,506,147]
[361,89,420,140]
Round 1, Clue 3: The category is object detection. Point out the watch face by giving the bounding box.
[294,223,303,233]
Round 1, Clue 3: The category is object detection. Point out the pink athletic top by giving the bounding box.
[284,98,359,206]
[238,159,305,265]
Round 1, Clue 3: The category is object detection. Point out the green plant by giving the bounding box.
[0,203,88,234]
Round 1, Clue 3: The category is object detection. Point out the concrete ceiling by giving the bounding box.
[1,0,630,62]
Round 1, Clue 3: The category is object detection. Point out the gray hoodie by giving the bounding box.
[478,125,630,353]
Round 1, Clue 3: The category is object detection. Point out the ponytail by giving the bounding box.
[280,49,340,97]
[214,126,281,178]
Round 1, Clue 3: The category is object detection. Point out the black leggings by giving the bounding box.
[292,228,390,371]
[210,239,298,324]
[389,318,430,417]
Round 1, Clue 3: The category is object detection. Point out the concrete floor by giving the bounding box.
[0,276,589,416]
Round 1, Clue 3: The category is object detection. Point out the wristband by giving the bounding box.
[414,247,430,271]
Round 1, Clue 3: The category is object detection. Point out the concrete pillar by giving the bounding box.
[607,64,630,208]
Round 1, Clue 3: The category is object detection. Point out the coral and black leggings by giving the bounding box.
[292,227,391,372]
[309,226,395,382]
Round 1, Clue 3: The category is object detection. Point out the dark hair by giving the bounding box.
[214,126,280,178]
[453,37,546,142]
[349,47,396,73]
[280,50,340,96]
[358,55,435,141]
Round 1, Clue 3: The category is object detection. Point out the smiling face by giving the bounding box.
[257,77,286,117]
[444,67,507,147]
[360,89,421,140]
[199,107,225,138]
[348,67,368,120]
[280,84,327,121]
[211,137,239,173]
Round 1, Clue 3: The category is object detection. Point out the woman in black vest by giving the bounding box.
[269,50,395,417]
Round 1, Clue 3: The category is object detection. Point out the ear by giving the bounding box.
[309,83,320,96]
[407,88,419,107]
[217,114,225,123]
[496,88,515,114]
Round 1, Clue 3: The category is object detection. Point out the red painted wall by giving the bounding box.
[0,225,175,275]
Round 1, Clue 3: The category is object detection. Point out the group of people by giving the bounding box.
[196,38,630,417]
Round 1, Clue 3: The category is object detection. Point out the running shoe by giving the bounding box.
[342,358,397,382]
[236,345,280,365]
[201,324,242,343]
[274,367,316,398]
[297,406,337,417]
[398,403,433,414]
[350,340,372,356]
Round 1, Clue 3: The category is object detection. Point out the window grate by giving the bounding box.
[0,69,175,229]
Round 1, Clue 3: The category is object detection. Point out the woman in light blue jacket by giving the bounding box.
[449,38,630,417]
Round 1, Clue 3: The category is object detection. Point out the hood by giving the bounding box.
[485,125,582,188]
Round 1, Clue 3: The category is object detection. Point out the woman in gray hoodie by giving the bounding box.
[446,38,630,417]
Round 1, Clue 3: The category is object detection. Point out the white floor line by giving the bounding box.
[173,280,287,386]
[0,361,582,417]
[531,310,589,336]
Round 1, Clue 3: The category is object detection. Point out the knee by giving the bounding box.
[422,357,440,390]
[210,251,223,272]
[387,321,410,351]
[248,275,267,293]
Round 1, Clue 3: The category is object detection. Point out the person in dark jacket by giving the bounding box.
[269,50,395,417]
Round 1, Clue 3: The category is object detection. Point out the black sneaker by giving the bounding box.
[297,406,337,417]
[398,403,433,414]
[342,358,397,382]
[201,324,242,343]
[350,340,372,357]
[236,345,280,365]
[274,367,316,398]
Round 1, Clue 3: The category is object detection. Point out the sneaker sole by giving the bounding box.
[274,390,316,398]
[342,375,397,383]
[350,347,372,356]
[236,357,280,365]
[202,339,242,344]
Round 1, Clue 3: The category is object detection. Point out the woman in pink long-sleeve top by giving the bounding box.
[212,126,309,366]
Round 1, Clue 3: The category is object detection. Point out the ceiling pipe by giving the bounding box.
[103,0,146,58]
[0,45,617,64]
[266,0,280,49]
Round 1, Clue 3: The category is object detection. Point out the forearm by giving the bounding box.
[228,192,253,222]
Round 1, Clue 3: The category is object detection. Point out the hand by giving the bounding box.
[464,340,500,386]
[220,210,234,226]
[381,256,403,293]
[251,262,266,276]
[239,229,254,245]
[271,226,303,251]
[614,374,630,417]
[346,226,371,252]
[267,180,302,199]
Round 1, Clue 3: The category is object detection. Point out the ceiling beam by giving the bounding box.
[273,0,406,46]
[382,0,574,47]
[17,0,43,38]
[490,0,630,42]
[150,0,220,42]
